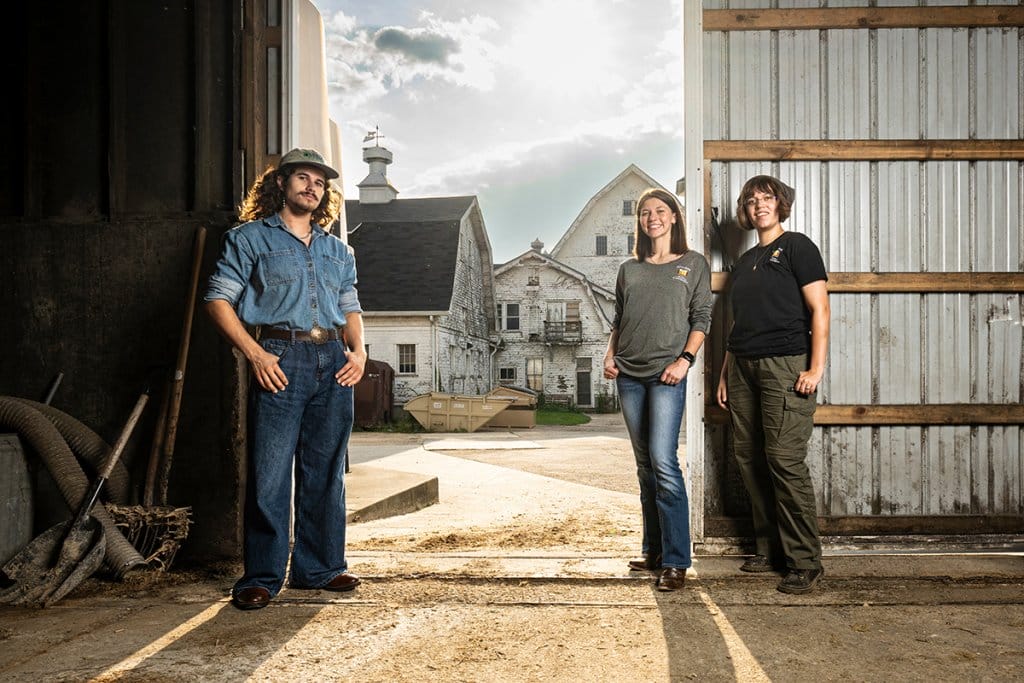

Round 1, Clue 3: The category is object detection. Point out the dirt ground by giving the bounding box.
[1,418,1022,682]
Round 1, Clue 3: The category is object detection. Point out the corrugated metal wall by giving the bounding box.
[699,1,1023,540]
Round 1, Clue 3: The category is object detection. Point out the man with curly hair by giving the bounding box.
[204,148,366,610]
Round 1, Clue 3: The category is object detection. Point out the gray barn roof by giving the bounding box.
[345,197,476,313]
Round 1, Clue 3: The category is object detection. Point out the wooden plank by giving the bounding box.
[108,3,128,217]
[706,404,1024,425]
[711,271,1024,293]
[194,2,213,211]
[703,7,1024,32]
[705,139,1024,161]
[711,271,728,292]
[829,272,1024,293]
[241,0,273,189]
[705,515,1024,537]
[240,0,256,190]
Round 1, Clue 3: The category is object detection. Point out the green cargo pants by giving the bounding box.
[728,353,822,570]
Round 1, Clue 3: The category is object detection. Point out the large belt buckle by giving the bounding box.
[309,325,329,344]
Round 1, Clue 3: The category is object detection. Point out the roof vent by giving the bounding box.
[358,144,399,204]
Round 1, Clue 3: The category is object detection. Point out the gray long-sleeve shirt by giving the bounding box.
[612,251,714,377]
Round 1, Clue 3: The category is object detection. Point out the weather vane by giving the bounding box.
[362,125,384,147]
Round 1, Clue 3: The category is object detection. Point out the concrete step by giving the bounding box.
[345,465,438,524]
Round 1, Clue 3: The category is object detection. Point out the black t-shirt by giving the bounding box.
[727,231,827,358]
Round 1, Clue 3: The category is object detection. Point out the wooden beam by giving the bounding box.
[704,7,1024,32]
[705,515,1024,537]
[712,271,1024,293]
[706,404,1024,426]
[705,139,1024,162]
[829,272,1024,293]
[108,3,128,217]
[711,271,727,292]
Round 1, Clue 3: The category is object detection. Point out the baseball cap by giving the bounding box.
[278,148,339,179]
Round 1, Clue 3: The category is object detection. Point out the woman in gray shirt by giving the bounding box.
[603,188,713,591]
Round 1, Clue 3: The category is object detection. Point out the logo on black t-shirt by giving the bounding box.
[768,247,783,265]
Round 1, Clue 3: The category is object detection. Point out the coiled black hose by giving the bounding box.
[10,398,132,504]
[0,398,146,576]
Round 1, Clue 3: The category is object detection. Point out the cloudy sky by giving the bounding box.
[310,0,683,263]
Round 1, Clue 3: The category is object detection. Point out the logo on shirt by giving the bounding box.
[768,248,783,264]
[672,267,690,283]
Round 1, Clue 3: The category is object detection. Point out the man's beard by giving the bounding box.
[286,192,320,215]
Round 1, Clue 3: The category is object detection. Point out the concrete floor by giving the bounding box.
[1,416,1022,682]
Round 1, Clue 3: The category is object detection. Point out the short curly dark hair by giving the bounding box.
[736,175,794,230]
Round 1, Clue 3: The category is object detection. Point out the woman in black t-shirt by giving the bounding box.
[715,175,830,595]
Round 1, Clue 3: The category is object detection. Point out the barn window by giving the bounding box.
[398,344,416,374]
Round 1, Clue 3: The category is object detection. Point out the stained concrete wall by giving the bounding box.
[0,2,245,562]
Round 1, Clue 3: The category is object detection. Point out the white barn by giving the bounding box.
[550,164,674,294]
[493,165,679,408]
[493,245,616,409]
[346,145,496,405]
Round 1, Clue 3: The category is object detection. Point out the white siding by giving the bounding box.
[553,170,675,293]
[493,257,615,407]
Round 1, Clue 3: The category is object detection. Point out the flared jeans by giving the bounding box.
[234,337,354,597]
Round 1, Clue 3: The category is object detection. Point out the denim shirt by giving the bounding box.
[203,213,362,329]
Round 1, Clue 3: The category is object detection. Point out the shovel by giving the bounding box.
[0,391,149,607]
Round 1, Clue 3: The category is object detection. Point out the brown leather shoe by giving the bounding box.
[627,554,662,571]
[655,567,686,591]
[322,572,361,592]
[232,586,271,610]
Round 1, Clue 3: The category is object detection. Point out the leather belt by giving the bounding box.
[259,325,344,344]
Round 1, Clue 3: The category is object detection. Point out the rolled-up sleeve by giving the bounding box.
[337,248,363,315]
[688,256,714,335]
[203,229,252,306]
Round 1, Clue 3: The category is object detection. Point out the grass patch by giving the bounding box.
[355,415,425,433]
[536,404,590,426]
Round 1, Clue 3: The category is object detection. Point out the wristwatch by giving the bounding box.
[678,351,696,366]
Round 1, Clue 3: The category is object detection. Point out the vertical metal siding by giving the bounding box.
[778,30,822,139]
[701,3,1024,530]
[827,30,871,138]
[728,31,775,137]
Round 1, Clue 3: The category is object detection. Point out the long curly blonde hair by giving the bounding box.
[238,165,343,227]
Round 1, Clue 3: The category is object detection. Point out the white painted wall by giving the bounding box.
[363,318,435,403]
[361,210,494,404]
[493,256,615,407]
[553,170,665,293]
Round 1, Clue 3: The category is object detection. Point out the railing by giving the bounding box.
[543,321,582,343]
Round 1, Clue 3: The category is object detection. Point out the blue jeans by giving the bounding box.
[616,374,692,569]
[234,338,354,597]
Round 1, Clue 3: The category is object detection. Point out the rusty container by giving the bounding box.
[354,359,395,428]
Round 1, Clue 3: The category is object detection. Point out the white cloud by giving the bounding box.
[320,9,500,108]
[312,0,683,261]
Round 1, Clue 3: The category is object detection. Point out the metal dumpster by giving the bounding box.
[484,386,538,428]
[404,392,514,432]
